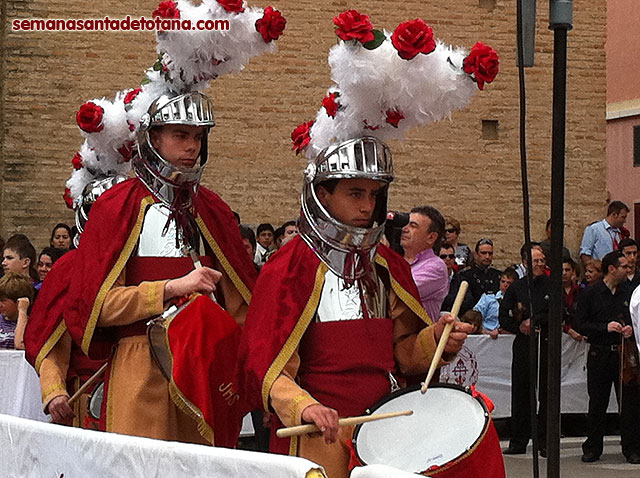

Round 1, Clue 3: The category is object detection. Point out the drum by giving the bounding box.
[146,293,248,447]
[147,298,194,380]
[352,383,504,477]
[88,381,104,420]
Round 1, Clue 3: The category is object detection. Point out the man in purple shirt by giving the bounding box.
[401,205,449,322]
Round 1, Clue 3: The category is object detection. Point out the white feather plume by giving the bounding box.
[65,0,285,205]
[303,22,492,161]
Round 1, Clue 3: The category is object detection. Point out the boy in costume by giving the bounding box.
[240,9,499,477]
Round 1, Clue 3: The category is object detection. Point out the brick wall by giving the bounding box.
[0,0,606,268]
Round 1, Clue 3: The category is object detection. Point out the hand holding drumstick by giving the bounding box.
[278,407,413,442]
[422,281,472,393]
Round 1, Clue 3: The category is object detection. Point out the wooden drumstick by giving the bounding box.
[276,410,413,438]
[186,247,218,304]
[421,281,469,394]
[68,362,108,406]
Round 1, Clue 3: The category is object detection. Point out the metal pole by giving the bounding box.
[548,2,573,477]
[516,1,540,476]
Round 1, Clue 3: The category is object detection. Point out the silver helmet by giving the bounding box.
[74,174,129,247]
[298,136,394,279]
[133,91,215,208]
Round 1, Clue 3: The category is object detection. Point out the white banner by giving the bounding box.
[0,414,325,478]
[439,334,617,418]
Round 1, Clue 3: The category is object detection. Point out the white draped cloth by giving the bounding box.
[0,414,325,478]
[0,350,47,422]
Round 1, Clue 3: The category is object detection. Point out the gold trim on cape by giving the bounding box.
[81,195,155,354]
[374,254,433,325]
[196,216,252,305]
[261,262,328,414]
[35,320,67,373]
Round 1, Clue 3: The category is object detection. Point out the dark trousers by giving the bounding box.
[583,346,640,457]
[510,331,548,449]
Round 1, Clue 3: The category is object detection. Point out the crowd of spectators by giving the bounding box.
[2,200,640,463]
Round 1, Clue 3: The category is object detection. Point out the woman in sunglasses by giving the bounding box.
[444,217,472,270]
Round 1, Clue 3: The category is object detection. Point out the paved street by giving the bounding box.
[502,437,640,477]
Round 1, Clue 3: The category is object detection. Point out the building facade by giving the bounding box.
[606,0,640,238]
[0,1,607,268]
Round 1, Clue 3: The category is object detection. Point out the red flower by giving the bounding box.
[152,1,180,19]
[217,0,244,13]
[385,109,404,128]
[124,88,142,104]
[333,10,375,43]
[76,101,104,133]
[363,119,381,131]
[462,42,499,90]
[71,152,83,170]
[322,93,340,118]
[255,6,286,43]
[63,188,74,209]
[291,120,313,155]
[117,141,135,162]
[391,19,436,60]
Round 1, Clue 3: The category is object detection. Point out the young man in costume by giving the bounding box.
[25,176,126,428]
[239,10,500,477]
[60,0,286,445]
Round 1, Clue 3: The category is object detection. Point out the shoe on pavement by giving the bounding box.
[626,453,640,464]
[581,452,600,463]
[503,446,527,455]
[539,447,547,458]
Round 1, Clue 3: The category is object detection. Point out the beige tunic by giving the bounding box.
[98,253,247,444]
[39,332,95,428]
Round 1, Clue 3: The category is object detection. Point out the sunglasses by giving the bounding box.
[476,238,493,247]
[445,228,458,234]
[440,254,456,259]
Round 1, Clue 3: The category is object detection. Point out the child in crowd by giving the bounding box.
[474,268,518,339]
[0,272,33,349]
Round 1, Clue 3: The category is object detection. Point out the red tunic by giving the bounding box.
[238,235,434,457]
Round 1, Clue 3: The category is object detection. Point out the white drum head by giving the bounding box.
[354,385,488,473]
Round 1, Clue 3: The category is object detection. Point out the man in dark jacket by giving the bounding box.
[499,246,550,456]
[574,250,640,464]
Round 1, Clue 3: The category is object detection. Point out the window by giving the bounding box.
[634,125,640,167]
[482,120,499,140]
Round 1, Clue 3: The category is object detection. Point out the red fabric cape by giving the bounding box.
[238,235,430,412]
[65,178,257,359]
[24,250,76,370]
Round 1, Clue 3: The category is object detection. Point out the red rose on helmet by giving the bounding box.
[124,88,142,104]
[291,120,314,155]
[217,0,245,13]
[63,188,74,209]
[152,1,180,19]
[117,141,134,162]
[333,10,375,43]
[463,42,499,90]
[322,92,340,118]
[385,109,404,128]
[391,19,436,60]
[72,152,83,170]
[255,6,286,43]
[76,101,104,133]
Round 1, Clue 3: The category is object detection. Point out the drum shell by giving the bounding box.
[352,383,504,477]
